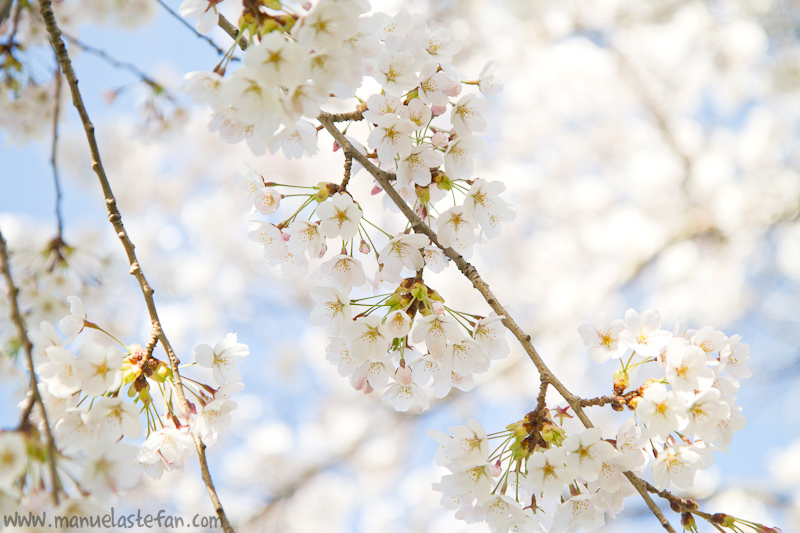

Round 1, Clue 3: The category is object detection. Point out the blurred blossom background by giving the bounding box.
[1,0,799,531]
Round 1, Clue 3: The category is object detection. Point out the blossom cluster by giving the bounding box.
[1,296,248,507]
[430,310,752,532]
[195,1,515,412]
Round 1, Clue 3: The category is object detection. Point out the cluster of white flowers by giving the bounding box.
[429,309,751,532]
[0,295,248,505]
[201,2,514,412]
[580,309,749,488]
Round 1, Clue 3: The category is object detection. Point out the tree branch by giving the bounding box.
[317,111,677,533]
[153,0,228,56]
[38,2,234,530]
[0,229,62,504]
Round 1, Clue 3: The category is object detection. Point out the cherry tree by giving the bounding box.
[0,0,797,532]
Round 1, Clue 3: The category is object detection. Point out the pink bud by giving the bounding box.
[318,243,328,258]
[444,82,461,97]
[333,140,341,152]
[301,1,312,10]
[371,185,382,195]
[359,240,371,254]
[363,382,374,394]
[491,460,502,477]
[350,372,367,391]
[431,131,448,148]
[431,104,447,116]
[432,301,445,315]
[395,365,413,385]
[281,231,290,242]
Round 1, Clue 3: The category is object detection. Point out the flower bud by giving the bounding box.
[541,422,566,447]
[613,369,629,394]
[431,131,448,148]
[681,512,696,530]
[431,104,447,116]
[444,82,461,97]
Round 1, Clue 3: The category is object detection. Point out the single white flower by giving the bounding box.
[366,114,415,165]
[397,145,442,187]
[411,314,463,356]
[310,286,352,334]
[254,186,281,215]
[428,419,489,467]
[473,314,509,359]
[319,254,367,293]
[635,383,688,441]
[436,206,477,252]
[378,233,430,277]
[88,397,143,441]
[578,312,627,363]
[58,295,86,344]
[720,335,752,379]
[451,94,488,136]
[383,366,429,412]
[285,220,325,258]
[619,309,672,358]
[652,443,702,490]
[194,333,250,386]
[363,93,402,124]
[81,441,141,494]
[138,425,194,475]
[664,340,716,393]
[342,315,392,363]
[444,135,484,178]
[317,193,363,241]
[553,493,605,532]
[28,321,62,368]
[38,346,80,398]
[478,61,503,101]
[526,447,572,499]
[686,389,730,442]
[562,428,618,482]
[75,342,123,397]
[192,397,237,447]
[54,408,97,454]
[384,309,412,339]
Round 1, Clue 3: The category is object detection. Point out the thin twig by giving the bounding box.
[50,58,64,239]
[317,111,677,533]
[153,0,228,56]
[217,13,248,50]
[61,33,174,99]
[38,2,234,530]
[0,229,62,505]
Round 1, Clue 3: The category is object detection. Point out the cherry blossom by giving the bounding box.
[75,341,123,397]
[316,193,362,241]
[578,312,627,363]
[58,295,86,344]
[194,333,250,386]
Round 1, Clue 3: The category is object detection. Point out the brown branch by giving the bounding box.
[195,438,235,533]
[153,0,228,56]
[61,33,174,100]
[340,152,353,190]
[317,111,677,533]
[217,13,248,50]
[37,2,234,530]
[0,229,62,504]
[328,109,364,123]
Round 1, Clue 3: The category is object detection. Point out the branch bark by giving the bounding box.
[317,111,677,533]
[0,229,62,504]
[38,2,234,530]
